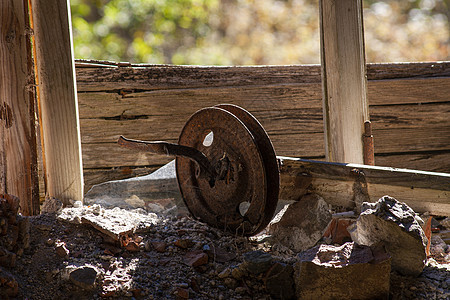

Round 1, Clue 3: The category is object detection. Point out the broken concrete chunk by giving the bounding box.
[269,194,332,252]
[58,205,159,242]
[348,195,427,277]
[295,242,391,300]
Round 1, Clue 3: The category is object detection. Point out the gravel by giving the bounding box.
[3,205,449,299]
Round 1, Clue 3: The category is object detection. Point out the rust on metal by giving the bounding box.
[118,104,279,236]
[363,120,375,166]
[118,136,217,185]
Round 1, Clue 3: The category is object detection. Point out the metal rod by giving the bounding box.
[118,136,217,179]
[363,121,375,166]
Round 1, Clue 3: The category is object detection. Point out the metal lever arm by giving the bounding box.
[118,136,217,180]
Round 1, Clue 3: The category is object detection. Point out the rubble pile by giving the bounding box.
[0,191,448,299]
[0,194,30,298]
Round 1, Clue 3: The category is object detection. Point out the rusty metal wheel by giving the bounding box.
[176,105,279,236]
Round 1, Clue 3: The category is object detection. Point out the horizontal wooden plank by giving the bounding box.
[75,62,449,92]
[82,151,450,195]
[375,152,450,174]
[79,102,449,143]
[81,125,450,169]
[368,77,450,105]
[75,65,321,92]
[278,156,450,216]
[77,83,323,119]
[77,77,449,122]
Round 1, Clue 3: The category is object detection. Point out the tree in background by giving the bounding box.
[71,0,449,65]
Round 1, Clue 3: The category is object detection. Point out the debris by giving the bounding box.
[0,194,30,268]
[151,241,167,253]
[184,250,208,267]
[203,244,236,263]
[41,197,63,214]
[58,205,158,242]
[174,238,193,249]
[269,193,332,252]
[0,267,18,298]
[84,160,185,215]
[294,242,391,299]
[174,286,189,299]
[69,266,98,290]
[348,195,428,276]
[55,241,69,259]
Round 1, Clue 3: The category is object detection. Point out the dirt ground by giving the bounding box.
[1,202,448,300]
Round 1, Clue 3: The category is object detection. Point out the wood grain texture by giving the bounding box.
[320,0,369,164]
[80,125,449,169]
[31,0,83,203]
[74,61,449,92]
[0,0,39,215]
[74,61,449,188]
[278,157,450,216]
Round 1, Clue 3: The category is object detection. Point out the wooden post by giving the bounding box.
[30,0,84,204]
[319,0,369,164]
[0,0,40,215]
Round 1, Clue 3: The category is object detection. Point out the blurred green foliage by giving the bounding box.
[71,0,449,64]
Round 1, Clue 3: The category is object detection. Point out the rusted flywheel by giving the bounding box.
[118,104,279,236]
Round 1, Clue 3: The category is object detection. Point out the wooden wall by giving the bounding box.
[74,61,450,191]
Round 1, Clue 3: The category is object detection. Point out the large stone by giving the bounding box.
[242,250,273,275]
[264,262,295,300]
[294,242,391,300]
[69,266,98,290]
[269,194,332,252]
[348,195,427,276]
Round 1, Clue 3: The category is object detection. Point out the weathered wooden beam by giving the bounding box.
[278,156,450,216]
[30,0,83,203]
[0,0,39,215]
[319,0,369,164]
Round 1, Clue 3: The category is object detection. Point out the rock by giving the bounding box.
[0,248,16,268]
[69,266,98,290]
[151,241,167,253]
[218,267,232,279]
[264,262,295,300]
[348,195,427,276]
[224,277,238,289]
[174,239,193,249]
[231,265,247,280]
[41,197,63,214]
[0,267,18,297]
[242,250,273,275]
[184,250,208,267]
[323,217,355,245]
[174,287,189,299]
[269,194,332,252]
[294,242,391,299]
[55,242,69,258]
[203,244,236,263]
[58,205,159,242]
